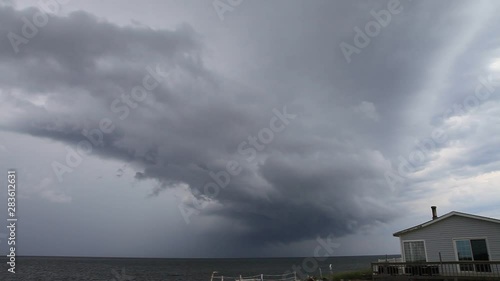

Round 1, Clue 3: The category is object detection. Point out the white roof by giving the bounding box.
[393,211,500,237]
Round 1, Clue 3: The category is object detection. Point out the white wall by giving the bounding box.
[398,215,500,262]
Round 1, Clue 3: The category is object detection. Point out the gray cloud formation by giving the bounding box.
[1,0,500,256]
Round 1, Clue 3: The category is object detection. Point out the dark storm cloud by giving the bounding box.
[201,149,396,243]
[1,0,500,254]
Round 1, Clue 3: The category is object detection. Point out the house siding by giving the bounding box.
[398,215,500,262]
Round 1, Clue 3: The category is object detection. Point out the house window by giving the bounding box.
[455,239,491,272]
[403,241,426,262]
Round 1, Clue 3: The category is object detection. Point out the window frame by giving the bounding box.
[452,237,491,273]
[402,239,428,262]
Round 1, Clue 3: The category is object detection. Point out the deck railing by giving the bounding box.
[210,271,299,281]
[372,261,500,280]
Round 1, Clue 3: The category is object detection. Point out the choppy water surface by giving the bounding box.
[0,255,398,281]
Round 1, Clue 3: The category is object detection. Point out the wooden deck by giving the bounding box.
[371,261,500,281]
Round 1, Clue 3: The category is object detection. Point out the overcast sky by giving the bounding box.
[1,0,500,258]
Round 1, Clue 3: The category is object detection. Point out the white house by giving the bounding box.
[393,207,500,270]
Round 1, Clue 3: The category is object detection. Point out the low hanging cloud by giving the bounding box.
[2,1,500,253]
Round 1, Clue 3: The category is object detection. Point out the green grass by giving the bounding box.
[327,268,372,281]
